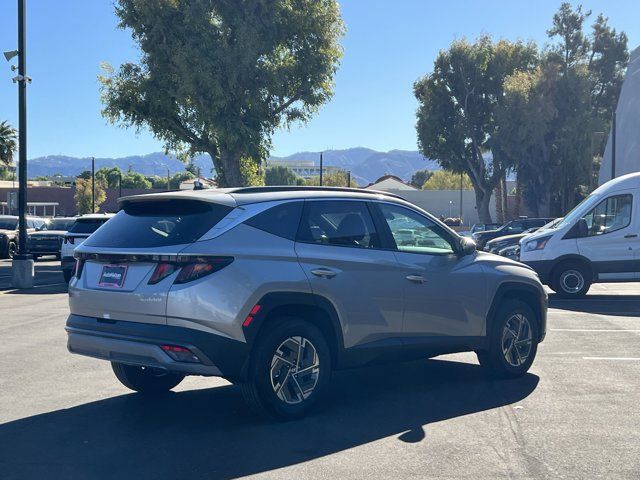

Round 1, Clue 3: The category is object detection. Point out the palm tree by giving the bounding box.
[0,121,18,167]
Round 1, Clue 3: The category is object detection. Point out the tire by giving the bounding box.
[550,261,591,298]
[7,242,17,259]
[63,269,73,283]
[111,362,184,394]
[477,299,539,378]
[240,318,332,420]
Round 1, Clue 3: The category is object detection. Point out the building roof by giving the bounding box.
[364,175,417,191]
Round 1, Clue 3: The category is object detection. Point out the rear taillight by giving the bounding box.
[148,262,179,285]
[174,257,233,284]
[74,259,85,279]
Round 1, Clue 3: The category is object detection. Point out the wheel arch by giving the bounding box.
[486,282,546,343]
[549,254,595,284]
[242,292,345,370]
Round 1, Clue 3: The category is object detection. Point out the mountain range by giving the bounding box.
[26,148,440,185]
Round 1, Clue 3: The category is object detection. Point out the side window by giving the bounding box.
[244,202,303,240]
[505,221,524,233]
[582,194,633,236]
[26,219,34,229]
[297,201,380,248]
[377,203,456,255]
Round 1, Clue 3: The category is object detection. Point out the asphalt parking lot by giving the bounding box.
[0,258,639,479]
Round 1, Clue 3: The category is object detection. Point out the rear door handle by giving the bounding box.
[406,274,427,284]
[624,234,638,238]
[311,268,337,279]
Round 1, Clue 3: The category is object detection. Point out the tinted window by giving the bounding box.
[504,221,525,233]
[0,218,18,230]
[582,194,632,236]
[46,218,75,231]
[84,200,232,248]
[245,202,303,240]
[378,203,455,255]
[297,201,380,248]
[68,219,110,235]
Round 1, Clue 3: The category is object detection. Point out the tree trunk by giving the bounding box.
[501,175,508,220]
[495,179,504,223]
[213,149,245,187]
[475,188,493,224]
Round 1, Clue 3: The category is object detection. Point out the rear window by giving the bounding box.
[83,200,232,248]
[68,219,110,235]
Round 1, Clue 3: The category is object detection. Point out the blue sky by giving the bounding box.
[1,0,638,159]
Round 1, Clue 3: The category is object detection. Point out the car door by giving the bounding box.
[577,192,637,281]
[373,202,486,339]
[294,200,405,348]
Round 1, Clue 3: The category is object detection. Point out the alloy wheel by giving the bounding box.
[501,313,533,367]
[270,336,320,404]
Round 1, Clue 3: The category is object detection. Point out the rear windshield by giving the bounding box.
[68,219,110,235]
[0,218,18,230]
[83,200,232,248]
[46,219,75,231]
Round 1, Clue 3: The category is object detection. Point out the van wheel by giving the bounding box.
[111,362,184,394]
[477,300,538,378]
[240,318,331,420]
[551,262,591,298]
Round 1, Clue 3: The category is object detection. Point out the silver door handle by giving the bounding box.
[406,275,427,284]
[311,268,337,279]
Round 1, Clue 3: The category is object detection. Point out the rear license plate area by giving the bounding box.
[98,265,128,288]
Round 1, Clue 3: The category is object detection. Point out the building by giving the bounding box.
[599,46,640,184]
[267,160,341,179]
[365,175,418,191]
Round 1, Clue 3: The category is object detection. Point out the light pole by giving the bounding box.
[91,157,95,212]
[319,152,323,186]
[9,0,34,288]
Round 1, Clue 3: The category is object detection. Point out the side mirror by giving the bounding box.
[564,218,589,239]
[459,236,477,256]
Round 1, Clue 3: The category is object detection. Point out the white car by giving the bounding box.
[61,214,114,282]
[520,172,640,297]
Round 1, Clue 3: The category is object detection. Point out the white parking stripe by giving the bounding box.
[551,329,640,332]
[583,357,640,361]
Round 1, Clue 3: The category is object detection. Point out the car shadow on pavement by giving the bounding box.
[0,358,538,480]
[549,294,640,317]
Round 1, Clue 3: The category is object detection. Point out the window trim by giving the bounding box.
[370,201,461,256]
[294,199,384,250]
[582,193,633,237]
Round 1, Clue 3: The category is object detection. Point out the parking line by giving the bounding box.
[583,357,640,361]
[551,328,640,332]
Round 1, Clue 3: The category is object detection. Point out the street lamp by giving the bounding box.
[8,0,34,288]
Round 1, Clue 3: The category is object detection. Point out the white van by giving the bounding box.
[520,172,639,297]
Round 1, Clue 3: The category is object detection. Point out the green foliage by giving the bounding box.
[305,170,357,187]
[0,121,17,167]
[414,36,538,222]
[265,165,304,186]
[75,178,106,214]
[423,171,473,190]
[100,0,345,187]
[409,169,432,189]
[150,171,196,190]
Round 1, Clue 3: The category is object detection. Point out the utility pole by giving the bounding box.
[319,152,323,186]
[118,170,122,198]
[347,171,351,187]
[166,167,170,191]
[12,0,33,288]
[459,172,463,221]
[91,157,95,212]
[611,111,617,180]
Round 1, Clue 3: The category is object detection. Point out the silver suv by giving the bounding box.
[66,187,547,419]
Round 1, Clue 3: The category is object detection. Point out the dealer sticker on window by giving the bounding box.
[98,265,128,288]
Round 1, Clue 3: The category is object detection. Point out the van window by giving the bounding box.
[582,194,633,236]
[83,200,232,248]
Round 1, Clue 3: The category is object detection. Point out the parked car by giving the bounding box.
[471,223,503,234]
[499,244,521,261]
[66,186,547,419]
[60,214,114,282]
[27,217,76,260]
[520,172,640,298]
[484,218,562,255]
[472,217,554,249]
[0,215,47,259]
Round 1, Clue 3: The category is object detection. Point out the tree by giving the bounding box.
[74,178,106,214]
[409,169,432,189]
[422,170,473,190]
[95,166,122,189]
[305,170,357,187]
[100,0,345,187]
[121,171,152,189]
[414,36,538,222]
[0,121,17,167]
[265,165,304,186]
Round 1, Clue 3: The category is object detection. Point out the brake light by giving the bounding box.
[148,262,178,285]
[174,257,233,284]
[74,259,85,279]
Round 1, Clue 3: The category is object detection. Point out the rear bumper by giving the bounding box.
[65,314,249,380]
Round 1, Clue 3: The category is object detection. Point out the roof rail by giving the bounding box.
[227,185,404,200]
